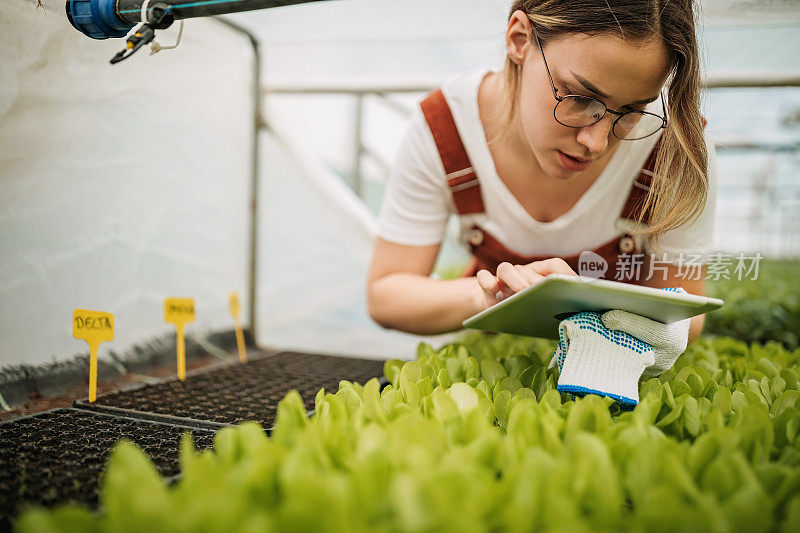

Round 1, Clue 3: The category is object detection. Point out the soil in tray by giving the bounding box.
[0,408,215,530]
[0,354,223,423]
[79,351,387,428]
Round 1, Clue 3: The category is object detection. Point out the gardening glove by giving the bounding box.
[601,288,692,379]
[549,311,655,407]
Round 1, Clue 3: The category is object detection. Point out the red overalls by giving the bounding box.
[420,88,658,284]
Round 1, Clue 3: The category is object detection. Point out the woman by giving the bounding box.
[368,0,715,345]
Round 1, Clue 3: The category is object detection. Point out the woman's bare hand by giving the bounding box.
[476,258,578,308]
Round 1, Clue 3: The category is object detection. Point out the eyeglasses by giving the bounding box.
[533,32,668,141]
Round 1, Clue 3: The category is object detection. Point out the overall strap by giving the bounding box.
[419,89,485,214]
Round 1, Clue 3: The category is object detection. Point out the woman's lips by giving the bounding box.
[557,150,591,172]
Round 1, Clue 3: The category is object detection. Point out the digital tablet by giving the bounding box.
[463,274,724,339]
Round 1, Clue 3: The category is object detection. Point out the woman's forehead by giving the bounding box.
[543,33,672,105]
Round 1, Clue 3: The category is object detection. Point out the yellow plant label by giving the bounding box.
[229,292,247,363]
[164,297,195,381]
[229,292,240,319]
[73,309,114,403]
[164,297,195,326]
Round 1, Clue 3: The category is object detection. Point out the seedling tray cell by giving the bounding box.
[75,351,387,429]
[0,408,215,530]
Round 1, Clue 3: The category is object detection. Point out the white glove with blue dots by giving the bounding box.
[549,311,655,407]
[601,288,692,379]
[549,288,692,406]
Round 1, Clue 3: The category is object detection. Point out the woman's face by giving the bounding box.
[506,13,672,180]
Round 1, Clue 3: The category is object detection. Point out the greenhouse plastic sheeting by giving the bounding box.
[256,125,454,359]
[0,1,253,365]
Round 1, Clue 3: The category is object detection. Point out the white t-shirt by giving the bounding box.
[376,67,717,263]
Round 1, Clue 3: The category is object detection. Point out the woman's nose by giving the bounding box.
[576,114,614,156]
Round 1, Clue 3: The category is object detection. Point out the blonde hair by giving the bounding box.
[499,0,708,247]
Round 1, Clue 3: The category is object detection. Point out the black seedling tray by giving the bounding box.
[75,351,387,430]
[0,408,215,531]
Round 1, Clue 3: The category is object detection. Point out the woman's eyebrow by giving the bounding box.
[570,71,660,106]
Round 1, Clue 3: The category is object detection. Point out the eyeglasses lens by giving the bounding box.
[555,96,664,140]
[613,112,664,140]
[555,96,605,126]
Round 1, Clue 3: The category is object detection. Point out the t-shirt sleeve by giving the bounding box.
[375,107,452,246]
[644,128,718,263]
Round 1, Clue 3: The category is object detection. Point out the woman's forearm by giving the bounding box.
[368,273,485,335]
[369,267,708,341]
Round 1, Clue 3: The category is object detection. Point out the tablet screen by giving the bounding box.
[463,274,724,339]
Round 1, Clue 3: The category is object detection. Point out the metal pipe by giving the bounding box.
[214,16,263,348]
[717,143,800,152]
[351,95,364,197]
[262,72,800,96]
[66,0,331,39]
[704,72,800,88]
[264,84,440,95]
[115,0,330,24]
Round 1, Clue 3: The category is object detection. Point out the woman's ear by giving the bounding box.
[506,10,532,66]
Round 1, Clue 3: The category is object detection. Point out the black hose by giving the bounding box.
[115,0,332,25]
